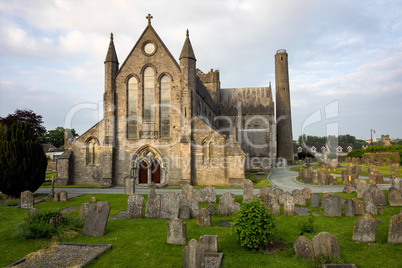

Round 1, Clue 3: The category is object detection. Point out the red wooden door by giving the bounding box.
[139,160,148,184]
[151,161,160,183]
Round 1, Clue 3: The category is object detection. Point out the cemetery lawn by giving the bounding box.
[1,193,401,268]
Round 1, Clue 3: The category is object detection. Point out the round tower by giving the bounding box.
[275,49,293,162]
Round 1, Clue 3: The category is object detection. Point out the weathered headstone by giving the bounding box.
[197,208,212,227]
[167,218,186,245]
[344,198,355,217]
[243,179,254,202]
[354,180,368,198]
[79,203,91,220]
[126,193,144,219]
[160,192,180,219]
[352,214,379,243]
[124,176,135,195]
[273,188,284,198]
[302,187,312,199]
[370,188,387,206]
[284,199,295,216]
[309,193,319,208]
[312,232,341,259]
[323,194,342,216]
[59,190,68,202]
[279,192,293,205]
[363,191,374,205]
[145,194,161,218]
[90,196,96,202]
[352,198,364,215]
[181,184,194,201]
[219,192,236,216]
[388,188,402,206]
[293,192,306,206]
[193,189,204,202]
[255,192,270,208]
[183,239,205,268]
[28,207,38,218]
[188,198,199,218]
[388,212,402,244]
[260,186,272,194]
[203,185,216,203]
[272,201,280,216]
[205,203,217,216]
[82,201,111,237]
[199,235,218,253]
[364,202,377,215]
[20,191,34,209]
[343,183,354,194]
[294,236,314,259]
[53,192,60,202]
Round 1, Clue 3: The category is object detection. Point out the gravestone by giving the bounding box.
[219,192,238,216]
[183,239,205,268]
[273,188,284,198]
[181,184,193,201]
[388,188,402,206]
[390,173,396,187]
[370,188,387,206]
[342,170,349,185]
[293,192,306,206]
[323,194,342,216]
[255,192,270,208]
[193,189,204,202]
[343,183,354,194]
[302,187,312,199]
[344,198,355,217]
[199,235,218,253]
[160,192,180,219]
[124,176,135,195]
[279,192,293,205]
[54,192,60,202]
[197,208,212,227]
[294,236,314,260]
[188,198,199,218]
[79,203,91,220]
[368,172,377,184]
[205,203,217,216]
[363,191,374,205]
[354,180,368,198]
[312,232,341,259]
[126,193,144,219]
[203,185,216,203]
[167,218,186,245]
[145,194,161,218]
[20,191,34,209]
[260,186,272,194]
[352,198,364,215]
[272,201,280,216]
[82,201,111,237]
[352,214,379,243]
[388,212,402,244]
[364,202,377,215]
[28,208,38,218]
[59,190,68,202]
[243,179,254,202]
[284,199,295,216]
[90,196,97,202]
[310,193,319,208]
[148,184,157,199]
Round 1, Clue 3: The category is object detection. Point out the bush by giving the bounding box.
[347,149,365,158]
[232,199,276,251]
[3,198,19,206]
[298,212,315,234]
[0,122,47,197]
[298,151,315,160]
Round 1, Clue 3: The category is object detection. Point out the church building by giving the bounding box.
[57,15,293,187]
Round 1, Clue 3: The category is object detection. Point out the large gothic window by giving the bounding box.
[127,77,138,138]
[209,142,214,160]
[143,67,155,122]
[86,137,99,165]
[160,75,170,137]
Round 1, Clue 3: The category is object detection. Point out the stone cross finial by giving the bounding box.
[146,14,153,25]
[186,29,189,37]
[110,32,113,40]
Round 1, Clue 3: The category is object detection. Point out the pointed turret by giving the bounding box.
[179,30,196,61]
[105,33,119,64]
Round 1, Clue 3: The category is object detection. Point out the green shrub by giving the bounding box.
[3,198,19,206]
[232,199,276,251]
[315,255,344,265]
[347,149,365,158]
[298,212,315,234]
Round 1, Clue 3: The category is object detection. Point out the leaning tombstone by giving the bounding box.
[371,188,387,206]
[167,218,186,245]
[243,179,254,202]
[344,198,355,217]
[197,208,212,227]
[59,190,68,202]
[294,236,314,260]
[20,191,34,209]
[79,203,91,220]
[183,239,205,268]
[82,201,111,237]
[312,232,341,259]
[160,192,180,219]
[310,193,319,208]
[352,214,379,243]
[193,189,205,202]
[364,202,378,215]
[205,203,217,216]
[199,235,218,253]
[387,212,402,244]
[343,183,354,194]
[363,191,374,205]
[323,194,342,216]
[126,193,144,219]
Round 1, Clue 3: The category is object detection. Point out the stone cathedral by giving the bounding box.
[57,15,293,187]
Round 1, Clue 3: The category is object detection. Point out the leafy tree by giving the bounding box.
[232,199,276,251]
[41,127,78,148]
[0,109,46,138]
[0,122,47,197]
[347,149,365,158]
[298,151,315,160]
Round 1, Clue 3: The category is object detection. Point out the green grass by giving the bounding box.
[0,193,401,267]
[246,172,273,188]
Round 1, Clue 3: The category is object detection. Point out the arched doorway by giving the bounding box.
[139,160,148,184]
[151,160,160,183]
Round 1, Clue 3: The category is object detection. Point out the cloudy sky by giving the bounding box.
[1,0,401,141]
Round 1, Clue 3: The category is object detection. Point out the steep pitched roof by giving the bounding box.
[179,30,196,61]
[105,33,118,63]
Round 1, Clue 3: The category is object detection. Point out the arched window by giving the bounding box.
[127,77,138,138]
[209,142,214,161]
[203,142,208,164]
[86,138,99,165]
[160,75,170,137]
[143,67,155,122]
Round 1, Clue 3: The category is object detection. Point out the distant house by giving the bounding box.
[294,141,353,159]
[42,143,62,152]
